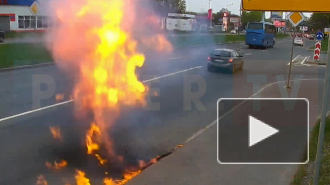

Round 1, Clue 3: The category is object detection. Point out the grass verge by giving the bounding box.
[168,34,246,49]
[276,33,290,39]
[291,117,330,185]
[0,43,52,69]
[169,34,289,49]
[4,31,46,39]
[308,38,328,52]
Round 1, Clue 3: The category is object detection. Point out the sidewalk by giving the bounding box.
[127,79,326,185]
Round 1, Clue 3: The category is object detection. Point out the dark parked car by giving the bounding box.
[0,30,4,43]
[207,49,244,73]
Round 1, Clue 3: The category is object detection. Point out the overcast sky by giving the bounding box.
[186,0,311,18]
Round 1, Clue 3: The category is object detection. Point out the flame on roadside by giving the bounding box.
[35,175,48,185]
[86,123,101,154]
[75,170,91,185]
[45,160,68,170]
[95,154,108,165]
[49,126,62,141]
[56,94,65,102]
[46,0,172,183]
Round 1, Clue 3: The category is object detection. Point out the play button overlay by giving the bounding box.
[217,98,309,164]
[249,116,279,147]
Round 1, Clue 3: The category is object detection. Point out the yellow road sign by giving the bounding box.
[29,2,39,15]
[287,12,304,27]
[242,0,330,12]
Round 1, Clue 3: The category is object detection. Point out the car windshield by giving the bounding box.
[212,50,232,57]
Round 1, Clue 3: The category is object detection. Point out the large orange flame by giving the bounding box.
[86,123,101,154]
[75,170,91,185]
[46,0,172,183]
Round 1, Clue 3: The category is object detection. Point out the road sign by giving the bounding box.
[314,41,321,60]
[242,0,330,12]
[316,31,324,40]
[29,1,39,15]
[300,26,308,31]
[324,28,330,34]
[287,12,304,27]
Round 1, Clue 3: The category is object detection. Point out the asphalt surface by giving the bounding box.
[0,38,327,185]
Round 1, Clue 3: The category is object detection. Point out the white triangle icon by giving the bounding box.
[249,115,279,147]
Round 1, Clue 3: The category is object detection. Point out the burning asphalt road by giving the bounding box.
[30,0,174,184]
[0,0,326,182]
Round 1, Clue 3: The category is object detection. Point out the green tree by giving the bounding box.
[174,0,186,13]
[241,11,262,27]
[309,13,330,32]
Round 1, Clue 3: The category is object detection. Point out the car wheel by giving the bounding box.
[248,45,253,49]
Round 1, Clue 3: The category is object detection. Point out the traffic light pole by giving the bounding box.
[313,33,330,185]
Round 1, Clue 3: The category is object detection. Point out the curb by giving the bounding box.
[0,62,54,72]
[305,61,327,65]
[307,48,328,54]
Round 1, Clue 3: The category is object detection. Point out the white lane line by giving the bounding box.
[0,100,74,122]
[183,78,322,145]
[142,66,202,83]
[288,55,301,65]
[0,66,203,123]
[245,53,252,56]
[301,56,308,65]
[168,57,183,60]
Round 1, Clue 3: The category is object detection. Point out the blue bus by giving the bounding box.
[245,22,276,48]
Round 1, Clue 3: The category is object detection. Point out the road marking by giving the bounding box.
[182,78,322,146]
[0,100,74,123]
[168,57,183,60]
[142,66,202,83]
[301,56,308,64]
[245,53,252,56]
[0,66,203,123]
[288,55,301,65]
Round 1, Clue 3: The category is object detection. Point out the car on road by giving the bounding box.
[207,49,244,73]
[231,30,237,34]
[0,30,4,43]
[294,37,304,46]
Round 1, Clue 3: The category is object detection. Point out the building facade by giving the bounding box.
[0,0,48,31]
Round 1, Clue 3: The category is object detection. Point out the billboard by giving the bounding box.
[271,12,283,21]
[271,12,283,18]
[208,9,212,20]
[230,17,240,23]
[274,20,286,27]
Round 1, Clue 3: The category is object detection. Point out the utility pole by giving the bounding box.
[262,11,265,22]
[238,1,242,35]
